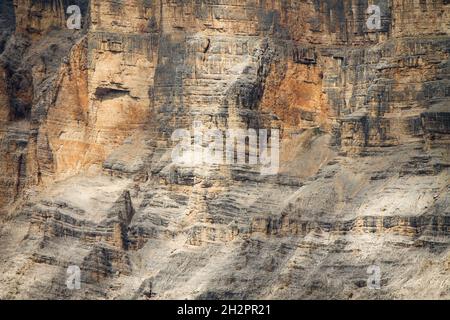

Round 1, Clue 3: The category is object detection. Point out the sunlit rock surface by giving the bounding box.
[0,0,448,299]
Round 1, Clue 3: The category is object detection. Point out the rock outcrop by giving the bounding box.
[0,0,448,299]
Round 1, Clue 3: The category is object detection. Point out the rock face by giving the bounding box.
[0,0,448,299]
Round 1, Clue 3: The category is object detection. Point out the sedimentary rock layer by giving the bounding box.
[0,0,448,299]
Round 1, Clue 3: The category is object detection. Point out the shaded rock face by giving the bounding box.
[0,0,448,300]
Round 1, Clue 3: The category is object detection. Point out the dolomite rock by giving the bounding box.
[0,0,448,300]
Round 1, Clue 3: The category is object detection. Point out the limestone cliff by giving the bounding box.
[0,0,448,299]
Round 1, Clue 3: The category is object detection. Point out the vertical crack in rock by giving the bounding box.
[108,190,135,250]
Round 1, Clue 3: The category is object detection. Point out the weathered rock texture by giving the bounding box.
[0,0,449,299]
